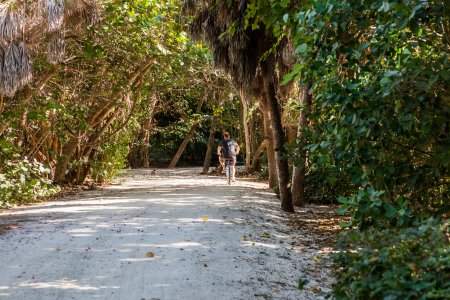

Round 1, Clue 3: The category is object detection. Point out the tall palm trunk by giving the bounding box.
[261,60,294,213]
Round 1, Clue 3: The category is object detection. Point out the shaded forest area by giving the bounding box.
[0,0,449,299]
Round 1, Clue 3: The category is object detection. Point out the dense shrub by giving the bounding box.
[0,158,60,207]
[337,188,415,229]
[90,133,132,184]
[304,166,353,204]
[334,218,450,299]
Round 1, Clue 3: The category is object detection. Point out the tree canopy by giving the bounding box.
[0,0,448,298]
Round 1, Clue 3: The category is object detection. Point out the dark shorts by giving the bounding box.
[222,156,236,166]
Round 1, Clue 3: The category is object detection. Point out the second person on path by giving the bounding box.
[217,132,240,182]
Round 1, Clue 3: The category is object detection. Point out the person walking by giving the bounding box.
[217,132,240,182]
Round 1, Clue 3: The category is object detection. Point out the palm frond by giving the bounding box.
[65,0,99,26]
[47,31,65,64]
[0,42,32,97]
[0,1,23,42]
[46,0,65,32]
[0,0,100,97]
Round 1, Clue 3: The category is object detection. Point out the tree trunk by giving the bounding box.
[75,150,96,185]
[261,99,277,189]
[168,124,199,168]
[262,61,294,213]
[287,126,298,144]
[202,117,217,174]
[141,95,159,168]
[168,98,205,168]
[141,124,151,168]
[250,139,268,172]
[0,124,7,137]
[0,96,6,137]
[54,138,80,184]
[71,111,119,184]
[240,89,252,172]
[128,95,159,168]
[54,103,115,184]
[54,59,154,184]
[129,131,148,168]
[292,85,312,206]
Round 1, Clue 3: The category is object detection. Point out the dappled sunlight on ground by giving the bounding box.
[0,168,338,300]
[18,280,104,291]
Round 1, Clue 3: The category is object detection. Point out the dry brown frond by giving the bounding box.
[186,0,277,93]
[0,42,32,97]
[0,0,100,97]
[47,30,65,64]
[65,0,99,26]
[46,0,65,32]
[0,1,23,42]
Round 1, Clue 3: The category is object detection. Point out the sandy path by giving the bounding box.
[0,169,334,300]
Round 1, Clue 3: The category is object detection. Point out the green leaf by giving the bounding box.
[295,43,308,55]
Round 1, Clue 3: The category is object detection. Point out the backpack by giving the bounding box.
[221,140,235,159]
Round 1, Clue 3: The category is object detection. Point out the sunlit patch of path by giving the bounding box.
[0,168,334,300]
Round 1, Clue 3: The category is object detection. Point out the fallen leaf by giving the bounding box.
[260,232,271,238]
[201,216,209,222]
[298,278,309,290]
[145,252,155,258]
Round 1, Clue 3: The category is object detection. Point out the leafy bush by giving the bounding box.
[334,218,450,300]
[90,137,130,184]
[338,188,414,229]
[304,165,353,204]
[0,158,60,207]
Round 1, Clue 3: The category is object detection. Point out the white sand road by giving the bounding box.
[0,169,334,300]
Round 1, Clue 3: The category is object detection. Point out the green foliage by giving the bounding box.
[90,134,131,184]
[338,188,414,229]
[313,0,446,210]
[149,91,239,166]
[334,218,450,299]
[248,0,450,213]
[304,166,352,204]
[0,0,231,187]
[0,158,60,207]
[245,0,450,298]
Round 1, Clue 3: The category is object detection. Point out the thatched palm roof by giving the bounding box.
[184,0,277,94]
[0,0,99,97]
